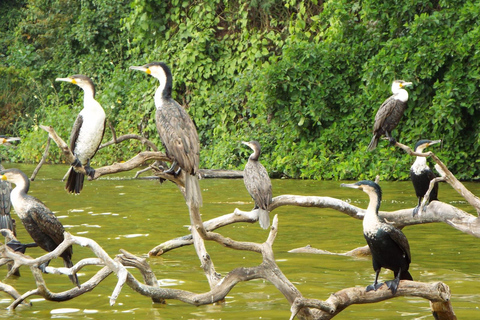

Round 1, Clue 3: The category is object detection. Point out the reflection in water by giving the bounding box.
[1,164,479,319]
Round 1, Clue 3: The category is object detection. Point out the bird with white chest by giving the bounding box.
[56,75,106,194]
[368,80,413,151]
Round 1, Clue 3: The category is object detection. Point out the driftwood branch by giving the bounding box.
[290,281,454,320]
[30,136,50,181]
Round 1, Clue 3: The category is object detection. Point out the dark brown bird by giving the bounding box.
[130,62,202,208]
[242,141,272,229]
[368,80,413,151]
[1,169,79,286]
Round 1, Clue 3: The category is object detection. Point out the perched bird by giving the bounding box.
[367,80,413,151]
[130,62,202,208]
[0,163,15,234]
[242,141,273,229]
[341,180,412,294]
[1,169,79,286]
[410,139,441,216]
[56,75,106,194]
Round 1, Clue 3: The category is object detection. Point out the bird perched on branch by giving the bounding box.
[242,141,272,229]
[341,180,412,294]
[367,80,413,151]
[130,62,202,208]
[56,75,106,194]
[410,139,441,216]
[1,169,79,286]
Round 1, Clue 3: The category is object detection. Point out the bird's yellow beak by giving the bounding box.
[129,66,150,74]
[55,77,75,84]
[0,138,6,144]
[400,82,413,88]
[0,175,7,181]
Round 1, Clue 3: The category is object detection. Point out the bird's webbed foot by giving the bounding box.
[163,161,181,177]
[388,137,397,146]
[6,240,37,254]
[85,166,96,179]
[71,157,82,168]
[412,206,419,217]
[38,260,51,274]
[366,282,384,292]
[385,278,400,294]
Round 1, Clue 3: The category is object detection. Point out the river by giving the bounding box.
[1,164,479,319]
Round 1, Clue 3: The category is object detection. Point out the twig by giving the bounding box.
[30,136,51,181]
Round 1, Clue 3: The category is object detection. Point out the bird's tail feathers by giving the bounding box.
[0,214,14,234]
[367,135,379,151]
[258,209,270,229]
[185,174,203,209]
[65,168,84,194]
[63,255,80,287]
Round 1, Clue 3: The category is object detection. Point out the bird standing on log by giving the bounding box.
[130,62,202,208]
[1,169,79,286]
[56,75,106,194]
[410,139,441,216]
[242,141,272,229]
[367,80,413,151]
[341,180,412,294]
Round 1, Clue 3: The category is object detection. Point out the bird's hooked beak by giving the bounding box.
[129,65,151,75]
[56,77,76,84]
[427,139,442,147]
[340,183,361,190]
[0,175,7,182]
[400,81,413,88]
[241,141,253,149]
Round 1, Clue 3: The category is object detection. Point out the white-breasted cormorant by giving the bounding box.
[1,169,80,286]
[367,80,413,151]
[242,141,272,229]
[341,180,413,294]
[410,139,441,216]
[130,62,202,208]
[56,75,106,194]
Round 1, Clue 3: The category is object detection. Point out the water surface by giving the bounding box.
[1,164,479,319]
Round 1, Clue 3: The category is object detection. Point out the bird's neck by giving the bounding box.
[393,89,409,102]
[83,89,101,111]
[10,181,30,218]
[363,192,381,232]
[249,149,260,161]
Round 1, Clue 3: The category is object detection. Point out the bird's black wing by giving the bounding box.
[244,161,273,210]
[0,180,14,232]
[373,95,395,133]
[69,114,84,152]
[26,199,66,250]
[385,225,411,264]
[156,100,200,175]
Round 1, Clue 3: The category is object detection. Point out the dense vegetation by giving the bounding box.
[1,0,480,180]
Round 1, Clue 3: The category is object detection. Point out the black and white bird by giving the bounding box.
[56,75,106,194]
[367,80,413,151]
[130,62,202,208]
[341,180,413,294]
[1,169,79,286]
[242,141,272,229]
[410,139,441,216]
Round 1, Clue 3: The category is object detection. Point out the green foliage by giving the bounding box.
[1,0,480,181]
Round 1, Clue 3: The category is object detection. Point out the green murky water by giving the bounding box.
[1,164,480,319]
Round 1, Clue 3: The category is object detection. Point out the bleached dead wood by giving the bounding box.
[27,126,463,319]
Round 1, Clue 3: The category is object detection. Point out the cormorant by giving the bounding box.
[56,75,106,194]
[367,80,413,151]
[130,62,202,208]
[410,139,441,216]
[341,180,412,294]
[242,141,272,229]
[0,163,15,234]
[0,169,80,286]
